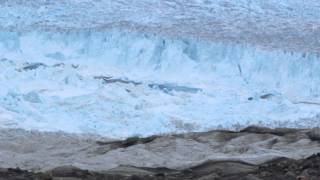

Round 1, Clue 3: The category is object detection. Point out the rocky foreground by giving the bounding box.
[1,153,320,180]
[0,126,320,179]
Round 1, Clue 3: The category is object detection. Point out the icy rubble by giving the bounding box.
[0,31,319,138]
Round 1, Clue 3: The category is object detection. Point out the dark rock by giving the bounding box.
[104,78,142,85]
[95,136,159,154]
[94,76,113,81]
[72,64,79,69]
[97,135,158,147]
[22,63,47,71]
[240,126,298,136]
[49,166,85,177]
[260,93,274,100]
[188,161,257,177]
[253,153,320,179]
[52,63,65,67]
[307,128,320,141]
[94,76,142,86]
[242,174,263,180]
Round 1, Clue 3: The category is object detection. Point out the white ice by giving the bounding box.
[0,31,319,138]
[0,1,319,138]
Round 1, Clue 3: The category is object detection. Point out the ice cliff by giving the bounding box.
[0,0,319,138]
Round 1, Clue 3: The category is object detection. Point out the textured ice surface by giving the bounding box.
[0,1,319,138]
[0,0,320,52]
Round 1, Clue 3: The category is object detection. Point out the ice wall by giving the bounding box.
[0,30,319,138]
[1,30,319,97]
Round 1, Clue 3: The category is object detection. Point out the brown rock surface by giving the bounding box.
[0,154,319,179]
[0,126,319,179]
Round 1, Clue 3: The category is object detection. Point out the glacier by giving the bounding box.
[0,0,319,138]
[0,30,319,138]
